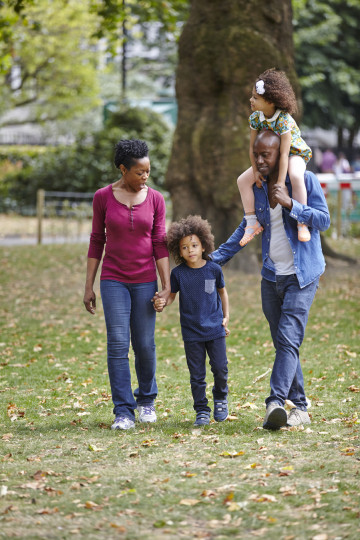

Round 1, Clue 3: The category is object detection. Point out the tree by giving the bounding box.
[165,0,298,265]
[293,0,360,150]
[0,0,101,126]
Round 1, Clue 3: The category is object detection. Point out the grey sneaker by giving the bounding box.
[194,411,210,426]
[137,404,157,423]
[111,415,135,430]
[263,402,287,430]
[287,408,311,427]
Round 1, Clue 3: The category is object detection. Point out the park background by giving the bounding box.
[0,1,359,539]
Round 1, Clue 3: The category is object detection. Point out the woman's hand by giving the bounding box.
[83,288,96,315]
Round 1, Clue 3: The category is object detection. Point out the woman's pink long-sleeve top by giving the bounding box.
[87,184,169,283]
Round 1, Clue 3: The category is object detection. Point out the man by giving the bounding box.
[211,130,330,429]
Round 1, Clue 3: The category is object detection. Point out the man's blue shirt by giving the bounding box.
[211,171,330,288]
[170,260,226,342]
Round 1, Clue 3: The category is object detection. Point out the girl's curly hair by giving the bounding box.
[167,215,215,265]
[256,68,297,115]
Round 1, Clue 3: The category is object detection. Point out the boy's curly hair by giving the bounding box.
[167,215,215,265]
[256,68,297,115]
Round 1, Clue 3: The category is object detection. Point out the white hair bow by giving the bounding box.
[256,80,265,95]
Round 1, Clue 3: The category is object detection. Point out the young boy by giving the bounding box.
[154,215,230,426]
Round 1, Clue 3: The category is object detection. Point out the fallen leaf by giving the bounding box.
[249,493,277,503]
[179,498,200,506]
[219,451,245,458]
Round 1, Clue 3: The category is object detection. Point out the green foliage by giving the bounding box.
[90,0,189,49]
[293,0,360,139]
[0,106,171,210]
[0,0,101,123]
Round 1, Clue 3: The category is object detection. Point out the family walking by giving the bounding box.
[83,69,330,432]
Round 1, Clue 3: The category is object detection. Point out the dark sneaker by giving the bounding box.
[287,408,311,427]
[263,402,287,430]
[194,411,210,426]
[137,405,157,423]
[111,415,135,430]
[214,399,228,422]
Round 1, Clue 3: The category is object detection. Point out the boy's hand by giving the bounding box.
[222,317,230,336]
[152,292,166,312]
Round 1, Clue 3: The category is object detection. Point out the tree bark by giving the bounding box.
[166,0,298,269]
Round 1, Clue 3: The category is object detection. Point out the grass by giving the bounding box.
[0,238,359,539]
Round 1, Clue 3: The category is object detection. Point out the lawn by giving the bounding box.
[0,239,359,539]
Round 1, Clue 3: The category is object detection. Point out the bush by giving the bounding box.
[0,106,172,211]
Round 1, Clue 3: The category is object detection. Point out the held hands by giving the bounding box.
[83,288,96,315]
[152,291,167,312]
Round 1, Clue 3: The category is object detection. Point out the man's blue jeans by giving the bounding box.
[261,274,319,410]
[184,337,228,413]
[100,279,158,420]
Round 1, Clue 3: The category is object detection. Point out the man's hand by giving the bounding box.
[272,184,293,210]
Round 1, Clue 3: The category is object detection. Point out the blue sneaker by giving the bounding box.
[111,415,135,430]
[194,411,210,426]
[214,399,228,422]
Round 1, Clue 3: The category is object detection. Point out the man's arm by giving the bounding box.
[210,219,246,266]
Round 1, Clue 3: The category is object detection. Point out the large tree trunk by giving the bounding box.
[166,0,298,270]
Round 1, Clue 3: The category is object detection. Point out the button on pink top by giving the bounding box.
[88,184,168,283]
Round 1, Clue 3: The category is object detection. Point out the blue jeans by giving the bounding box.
[100,280,158,420]
[184,337,228,413]
[261,275,319,410]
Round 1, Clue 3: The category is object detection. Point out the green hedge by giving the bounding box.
[0,106,172,212]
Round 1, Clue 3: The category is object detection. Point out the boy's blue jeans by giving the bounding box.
[100,279,158,420]
[184,337,228,413]
[261,274,319,410]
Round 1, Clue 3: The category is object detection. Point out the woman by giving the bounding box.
[83,139,170,430]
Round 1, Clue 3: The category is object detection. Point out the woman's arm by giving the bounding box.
[83,257,101,314]
[155,256,171,303]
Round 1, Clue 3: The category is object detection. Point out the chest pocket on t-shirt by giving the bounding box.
[205,279,215,294]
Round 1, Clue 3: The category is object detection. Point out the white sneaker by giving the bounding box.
[137,404,157,423]
[111,415,135,430]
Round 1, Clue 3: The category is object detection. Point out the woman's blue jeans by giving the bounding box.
[261,275,319,410]
[100,279,158,420]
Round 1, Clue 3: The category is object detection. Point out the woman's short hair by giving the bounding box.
[114,139,149,169]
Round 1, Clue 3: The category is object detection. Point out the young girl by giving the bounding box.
[154,215,230,427]
[238,68,312,246]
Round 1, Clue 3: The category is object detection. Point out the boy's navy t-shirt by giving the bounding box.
[170,260,226,342]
